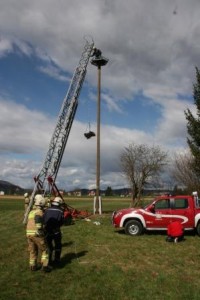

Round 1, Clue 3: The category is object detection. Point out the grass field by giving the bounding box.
[1,196,200,300]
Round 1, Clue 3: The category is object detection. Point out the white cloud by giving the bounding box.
[0,98,52,154]
[0,37,13,57]
[0,97,162,189]
[0,0,199,100]
[38,65,71,82]
[0,0,199,190]
[101,93,123,113]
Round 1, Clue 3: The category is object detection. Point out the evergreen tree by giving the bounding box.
[185,67,200,175]
[105,186,113,196]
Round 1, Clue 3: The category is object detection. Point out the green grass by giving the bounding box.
[1,197,200,300]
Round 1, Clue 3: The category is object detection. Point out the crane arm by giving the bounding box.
[23,39,95,224]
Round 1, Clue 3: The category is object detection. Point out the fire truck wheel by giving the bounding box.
[196,223,200,236]
[124,220,143,236]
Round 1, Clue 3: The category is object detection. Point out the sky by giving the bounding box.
[0,0,199,191]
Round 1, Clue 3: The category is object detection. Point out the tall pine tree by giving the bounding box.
[185,67,200,175]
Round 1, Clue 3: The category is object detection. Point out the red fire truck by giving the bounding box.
[112,193,200,236]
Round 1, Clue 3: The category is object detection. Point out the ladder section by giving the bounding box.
[23,39,94,224]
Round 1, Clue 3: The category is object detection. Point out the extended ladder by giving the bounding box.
[23,39,94,224]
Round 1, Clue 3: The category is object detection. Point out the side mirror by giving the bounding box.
[150,204,155,213]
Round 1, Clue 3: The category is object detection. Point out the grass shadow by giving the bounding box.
[114,228,196,240]
[55,250,88,269]
[115,229,125,235]
[62,241,74,248]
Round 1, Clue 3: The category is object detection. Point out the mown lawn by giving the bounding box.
[1,196,200,300]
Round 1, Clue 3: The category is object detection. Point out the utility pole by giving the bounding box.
[91,49,108,214]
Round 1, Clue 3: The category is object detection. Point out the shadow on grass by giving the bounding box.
[145,229,196,237]
[54,250,88,269]
[115,229,125,235]
[114,228,196,239]
[62,241,74,248]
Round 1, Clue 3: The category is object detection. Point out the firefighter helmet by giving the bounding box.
[34,194,45,207]
[52,196,63,206]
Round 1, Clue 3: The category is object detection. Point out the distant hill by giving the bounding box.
[0,180,24,195]
[0,180,171,197]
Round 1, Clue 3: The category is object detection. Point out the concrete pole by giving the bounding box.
[91,49,108,215]
[95,65,101,214]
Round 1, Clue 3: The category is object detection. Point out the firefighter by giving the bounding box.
[166,221,184,243]
[24,192,30,212]
[26,194,52,272]
[44,196,64,265]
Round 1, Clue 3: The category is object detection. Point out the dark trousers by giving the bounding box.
[46,231,62,263]
[166,235,184,242]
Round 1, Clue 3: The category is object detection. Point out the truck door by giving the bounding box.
[147,198,171,229]
[170,197,194,228]
[152,198,171,228]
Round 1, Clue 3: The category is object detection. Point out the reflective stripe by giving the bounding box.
[29,259,36,266]
[26,230,36,236]
[41,253,48,260]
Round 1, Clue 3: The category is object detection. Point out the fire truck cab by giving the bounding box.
[112,193,200,236]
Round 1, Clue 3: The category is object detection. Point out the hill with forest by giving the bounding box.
[0,180,24,195]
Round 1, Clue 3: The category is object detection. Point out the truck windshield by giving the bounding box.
[143,201,155,209]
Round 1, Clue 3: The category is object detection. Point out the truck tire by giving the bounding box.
[124,220,143,236]
[196,223,200,236]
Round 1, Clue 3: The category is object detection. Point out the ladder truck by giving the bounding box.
[23,39,97,224]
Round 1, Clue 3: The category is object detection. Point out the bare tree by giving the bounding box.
[120,143,168,206]
[172,151,200,194]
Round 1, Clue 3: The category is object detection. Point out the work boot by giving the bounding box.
[30,264,42,271]
[42,265,52,273]
[36,263,42,270]
[53,259,61,266]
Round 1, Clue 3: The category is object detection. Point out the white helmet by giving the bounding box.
[24,192,28,197]
[52,196,63,206]
[34,194,45,207]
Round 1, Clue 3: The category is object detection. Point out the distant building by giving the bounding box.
[88,190,95,196]
[74,190,81,197]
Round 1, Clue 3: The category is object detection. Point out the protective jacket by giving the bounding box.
[43,205,64,264]
[44,206,64,234]
[26,208,44,237]
[167,221,183,238]
[26,207,49,269]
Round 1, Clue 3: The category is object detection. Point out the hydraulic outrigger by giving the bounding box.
[23,39,100,224]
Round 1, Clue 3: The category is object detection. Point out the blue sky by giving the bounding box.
[0,0,199,191]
